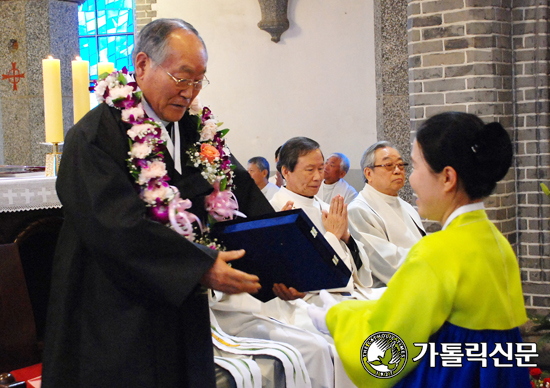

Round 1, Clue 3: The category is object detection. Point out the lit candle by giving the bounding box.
[97,62,114,77]
[42,56,64,143]
[72,56,90,123]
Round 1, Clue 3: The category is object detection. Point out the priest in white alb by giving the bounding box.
[348,141,425,287]
[316,153,358,205]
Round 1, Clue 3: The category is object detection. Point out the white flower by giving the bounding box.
[121,106,145,122]
[138,160,167,185]
[127,123,155,140]
[143,185,171,204]
[200,119,218,141]
[94,84,107,102]
[188,97,203,115]
[110,85,134,100]
[131,142,152,159]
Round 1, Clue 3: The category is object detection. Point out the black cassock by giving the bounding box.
[42,103,273,388]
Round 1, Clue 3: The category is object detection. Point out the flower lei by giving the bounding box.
[94,68,244,246]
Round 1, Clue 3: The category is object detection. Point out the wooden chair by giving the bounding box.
[0,243,41,372]
[14,216,62,343]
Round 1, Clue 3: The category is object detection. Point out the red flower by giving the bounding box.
[543,377,550,387]
[532,382,536,388]
[530,368,542,380]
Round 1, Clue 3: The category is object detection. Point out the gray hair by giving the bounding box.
[360,141,396,181]
[248,156,270,177]
[132,18,207,67]
[327,152,350,174]
[277,137,321,173]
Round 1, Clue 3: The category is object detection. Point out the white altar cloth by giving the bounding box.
[0,174,61,213]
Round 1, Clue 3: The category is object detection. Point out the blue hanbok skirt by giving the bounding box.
[394,322,531,388]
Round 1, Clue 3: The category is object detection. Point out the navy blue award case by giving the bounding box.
[210,209,352,302]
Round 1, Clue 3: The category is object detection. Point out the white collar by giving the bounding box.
[363,183,400,205]
[141,98,182,174]
[323,179,340,188]
[280,187,318,206]
[442,202,485,230]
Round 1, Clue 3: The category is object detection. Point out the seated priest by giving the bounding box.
[317,152,358,205]
[348,141,425,287]
[269,137,374,302]
[211,137,379,388]
[247,156,280,200]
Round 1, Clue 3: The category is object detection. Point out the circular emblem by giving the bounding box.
[360,331,408,379]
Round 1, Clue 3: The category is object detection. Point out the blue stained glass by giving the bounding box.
[78,0,95,13]
[78,0,134,79]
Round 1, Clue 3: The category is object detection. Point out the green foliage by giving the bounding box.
[528,312,550,345]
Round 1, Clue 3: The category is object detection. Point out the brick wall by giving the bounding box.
[512,1,550,312]
[136,0,157,33]
[408,0,550,313]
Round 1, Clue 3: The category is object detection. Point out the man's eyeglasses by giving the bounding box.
[371,162,409,171]
[163,67,210,90]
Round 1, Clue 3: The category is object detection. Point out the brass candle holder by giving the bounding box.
[41,142,63,177]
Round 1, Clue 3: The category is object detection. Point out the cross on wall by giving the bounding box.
[2,62,25,91]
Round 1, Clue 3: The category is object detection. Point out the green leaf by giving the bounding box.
[98,72,109,80]
[219,128,230,137]
[134,91,143,100]
[208,214,217,227]
[541,183,550,197]
[118,72,127,85]
[220,177,228,191]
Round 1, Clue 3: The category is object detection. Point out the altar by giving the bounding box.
[0,174,62,244]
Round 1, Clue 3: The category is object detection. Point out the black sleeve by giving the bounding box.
[346,236,363,270]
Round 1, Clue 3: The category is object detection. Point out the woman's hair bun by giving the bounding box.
[473,122,513,184]
[416,112,513,200]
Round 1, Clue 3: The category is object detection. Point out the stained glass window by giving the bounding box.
[78,0,135,79]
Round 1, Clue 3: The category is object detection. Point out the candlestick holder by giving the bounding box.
[41,142,63,177]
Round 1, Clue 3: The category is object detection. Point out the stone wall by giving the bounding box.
[0,0,79,166]
[407,0,550,313]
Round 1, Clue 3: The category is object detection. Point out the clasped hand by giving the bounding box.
[200,249,261,295]
[322,195,350,243]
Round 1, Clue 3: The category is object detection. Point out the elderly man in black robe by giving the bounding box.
[42,19,273,388]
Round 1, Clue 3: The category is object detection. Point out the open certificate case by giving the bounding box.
[210,209,352,302]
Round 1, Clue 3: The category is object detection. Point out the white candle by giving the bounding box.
[97,62,114,77]
[72,56,90,124]
[42,56,64,143]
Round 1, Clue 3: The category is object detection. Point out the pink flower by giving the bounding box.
[200,119,218,141]
[130,142,152,159]
[121,106,145,123]
[127,123,155,140]
[138,160,167,185]
[188,97,203,115]
[142,184,171,204]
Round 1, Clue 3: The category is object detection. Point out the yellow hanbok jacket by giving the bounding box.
[326,209,528,387]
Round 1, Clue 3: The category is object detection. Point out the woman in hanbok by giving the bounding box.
[311,112,531,387]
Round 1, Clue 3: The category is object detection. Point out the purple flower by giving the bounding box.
[148,204,170,224]
[201,106,213,124]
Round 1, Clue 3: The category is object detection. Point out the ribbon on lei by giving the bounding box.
[169,187,202,240]
[205,181,246,222]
